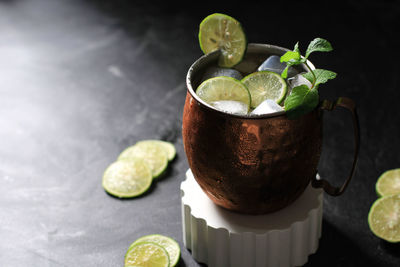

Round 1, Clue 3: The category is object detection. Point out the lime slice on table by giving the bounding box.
[241,71,287,108]
[199,13,247,67]
[368,194,400,243]
[118,142,168,179]
[136,140,176,161]
[376,168,400,197]
[196,76,251,110]
[125,242,170,267]
[128,234,180,267]
[102,160,152,198]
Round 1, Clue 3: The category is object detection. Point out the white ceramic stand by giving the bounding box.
[181,169,323,267]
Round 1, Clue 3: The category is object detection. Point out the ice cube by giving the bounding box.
[250,99,283,115]
[257,55,298,78]
[210,100,248,115]
[286,73,313,97]
[202,66,243,82]
[288,73,312,88]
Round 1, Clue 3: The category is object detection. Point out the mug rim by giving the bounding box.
[186,43,316,120]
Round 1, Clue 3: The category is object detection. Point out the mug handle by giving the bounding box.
[311,97,360,196]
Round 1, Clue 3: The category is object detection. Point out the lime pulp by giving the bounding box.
[102,159,152,198]
[118,142,168,179]
[241,71,287,108]
[196,76,251,109]
[128,234,180,267]
[376,168,400,197]
[136,140,176,161]
[368,194,400,243]
[125,242,170,267]
[198,13,247,68]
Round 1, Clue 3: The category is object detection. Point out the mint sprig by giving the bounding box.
[280,38,336,119]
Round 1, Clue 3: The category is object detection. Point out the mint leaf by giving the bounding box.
[281,65,290,79]
[280,50,301,63]
[284,85,319,119]
[302,72,314,84]
[305,38,333,58]
[280,49,302,79]
[302,69,337,86]
[293,42,300,53]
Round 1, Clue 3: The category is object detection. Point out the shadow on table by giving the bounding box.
[380,240,400,259]
[176,258,206,267]
[305,219,379,267]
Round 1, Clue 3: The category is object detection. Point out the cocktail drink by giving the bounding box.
[182,14,360,214]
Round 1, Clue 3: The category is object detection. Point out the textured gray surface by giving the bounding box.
[0,0,399,266]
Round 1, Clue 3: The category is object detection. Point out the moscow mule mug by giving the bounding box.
[182,43,360,214]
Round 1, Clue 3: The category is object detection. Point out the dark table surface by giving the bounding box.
[1,0,399,266]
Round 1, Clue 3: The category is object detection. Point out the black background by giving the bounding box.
[0,0,399,266]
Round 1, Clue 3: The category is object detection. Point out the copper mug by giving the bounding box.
[182,43,360,214]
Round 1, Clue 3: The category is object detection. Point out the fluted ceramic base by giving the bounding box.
[181,169,323,267]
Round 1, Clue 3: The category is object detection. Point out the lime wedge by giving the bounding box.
[118,142,168,179]
[196,76,251,109]
[102,160,152,198]
[241,71,287,108]
[199,13,247,67]
[136,140,176,161]
[368,194,400,243]
[129,235,180,267]
[376,168,400,197]
[125,242,170,267]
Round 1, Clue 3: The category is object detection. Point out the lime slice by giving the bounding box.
[136,140,176,161]
[196,76,251,109]
[125,242,170,267]
[368,194,400,243]
[199,13,247,67]
[128,234,180,267]
[102,160,152,198]
[376,168,400,197]
[241,71,287,108]
[118,142,168,179]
